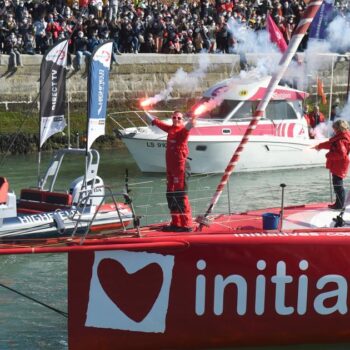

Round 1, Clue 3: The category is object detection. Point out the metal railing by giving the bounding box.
[109,110,175,132]
[67,185,140,244]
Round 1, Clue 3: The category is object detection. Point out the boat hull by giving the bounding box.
[68,229,350,349]
[122,134,327,173]
[0,205,132,240]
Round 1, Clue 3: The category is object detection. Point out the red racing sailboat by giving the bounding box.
[3,1,350,349]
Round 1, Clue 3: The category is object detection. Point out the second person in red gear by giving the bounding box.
[314,119,350,210]
[305,104,325,138]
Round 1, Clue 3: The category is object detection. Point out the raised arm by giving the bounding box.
[143,111,171,133]
[185,115,197,131]
[143,111,156,125]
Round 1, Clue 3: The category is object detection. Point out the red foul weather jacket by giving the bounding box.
[317,130,350,179]
[152,119,190,174]
[305,111,325,128]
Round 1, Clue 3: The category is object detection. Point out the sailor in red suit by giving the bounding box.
[314,119,350,210]
[305,104,325,138]
[145,111,196,231]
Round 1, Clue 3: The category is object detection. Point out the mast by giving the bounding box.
[67,87,71,148]
[328,54,334,121]
[346,57,350,102]
[197,0,324,230]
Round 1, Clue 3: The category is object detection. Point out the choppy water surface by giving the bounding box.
[0,148,349,349]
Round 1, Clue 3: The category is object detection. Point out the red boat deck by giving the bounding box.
[1,202,350,349]
[0,202,346,252]
[135,202,344,238]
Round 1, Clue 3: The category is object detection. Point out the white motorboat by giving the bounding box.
[114,75,327,174]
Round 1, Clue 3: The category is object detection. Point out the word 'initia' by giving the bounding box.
[195,259,348,316]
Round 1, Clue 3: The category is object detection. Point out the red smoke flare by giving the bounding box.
[140,98,155,109]
[193,104,208,116]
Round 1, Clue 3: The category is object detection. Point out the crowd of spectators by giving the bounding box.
[0,0,349,68]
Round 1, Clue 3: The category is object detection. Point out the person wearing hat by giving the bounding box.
[314,120,350,210]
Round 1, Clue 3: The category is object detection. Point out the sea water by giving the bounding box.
[0,148,349,350]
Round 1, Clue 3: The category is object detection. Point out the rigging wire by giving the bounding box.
[0,282,68,318]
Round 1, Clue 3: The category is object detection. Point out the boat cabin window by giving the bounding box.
[230,100,297,121]
[265,101,297,120]
[193,99,297,121]
[194,99,241,120]
[232,101,258,120]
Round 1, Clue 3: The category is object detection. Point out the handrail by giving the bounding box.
[0,240,190,255]
[109,110,175,116]
[67,185,137,243]
[109,110,175,131]
[109,110,292,128]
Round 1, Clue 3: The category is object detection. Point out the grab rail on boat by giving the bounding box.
[66,185,140,243]
[109,110,175,132]
[109,110,279,130]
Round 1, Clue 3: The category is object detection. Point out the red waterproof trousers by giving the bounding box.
[166,158,192,228]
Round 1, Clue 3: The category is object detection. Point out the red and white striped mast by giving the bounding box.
[197,0,324,230]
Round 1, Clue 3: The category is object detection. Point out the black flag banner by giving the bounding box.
[39,40,68,147]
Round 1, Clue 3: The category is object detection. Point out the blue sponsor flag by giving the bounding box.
[309,0,335,40]
[87,40,113,150]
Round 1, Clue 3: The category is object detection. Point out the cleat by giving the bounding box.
[176,227,193,232]
[162,225,177,232]
[328,203,342,210]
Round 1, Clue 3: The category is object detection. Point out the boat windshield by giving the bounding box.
[194,99,298,122]
[266,100,298,120]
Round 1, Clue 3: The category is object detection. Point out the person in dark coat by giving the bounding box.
[314,120,350,210]
[330,104,340,122]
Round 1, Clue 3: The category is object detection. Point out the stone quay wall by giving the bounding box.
[0,53,349,112]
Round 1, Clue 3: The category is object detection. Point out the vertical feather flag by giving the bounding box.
[40,39,68,148]
[309,0,335,40]
[266,13,287,53]
[317,78,327,105]
[86,40,113,150]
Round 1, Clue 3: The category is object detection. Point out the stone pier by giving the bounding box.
[0,53,349,111]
